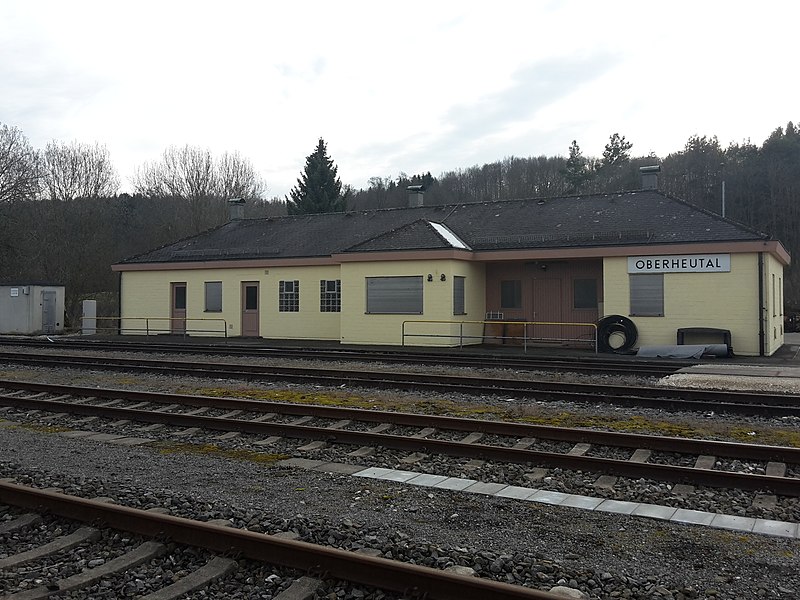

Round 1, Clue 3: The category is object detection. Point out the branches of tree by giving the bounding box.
[42,140,120,201]
[132,145,268,233]
[0,124,40,203]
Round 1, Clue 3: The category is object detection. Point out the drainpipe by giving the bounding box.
[117,272,122,336]
[758,252,765,356]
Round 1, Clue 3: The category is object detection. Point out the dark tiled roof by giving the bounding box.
[119,191,771,264]
[346,219,462,253]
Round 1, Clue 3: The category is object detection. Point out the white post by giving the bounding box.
[81,300,97,335]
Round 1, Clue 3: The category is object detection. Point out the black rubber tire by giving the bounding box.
[597,315,638,353]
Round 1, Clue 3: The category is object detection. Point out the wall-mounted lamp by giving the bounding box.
[427,274,433,282]
[540,263,548,271]
[440,274,446,282]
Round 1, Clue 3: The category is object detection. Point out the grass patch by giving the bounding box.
[181,385,800,447]
[727,425,800,447]
[152,441,289,465]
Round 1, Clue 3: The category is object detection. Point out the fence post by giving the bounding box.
[523,323,528,353]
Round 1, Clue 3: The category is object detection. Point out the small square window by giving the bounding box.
[279,280,299,312]
[573,279,597,310]
[500,280,521,309]
[320,280,341,312]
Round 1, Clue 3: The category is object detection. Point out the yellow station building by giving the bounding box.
[113,180,789,357]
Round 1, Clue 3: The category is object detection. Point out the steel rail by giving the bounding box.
[2,389,798,496]
[0,338,688,376]
[0,352,798,416]
[0,482,561,600]
[2,379,799,463]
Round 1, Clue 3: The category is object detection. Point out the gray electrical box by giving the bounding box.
[0,282,65,334]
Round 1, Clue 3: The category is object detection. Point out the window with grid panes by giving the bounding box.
[320,280,341,312]
[279,280,299,312]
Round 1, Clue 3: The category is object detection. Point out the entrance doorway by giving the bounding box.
[171,283,187,334]
[530,278,564,341]
[41,290,56,334]
[241,281,260,337]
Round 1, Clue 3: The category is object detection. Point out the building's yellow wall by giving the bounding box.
[764,253,785,355]
[340,259,486,345]
[603,253,777,356]
[120,266,342,339]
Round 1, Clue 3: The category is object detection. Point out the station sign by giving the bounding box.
[627,254,731,274]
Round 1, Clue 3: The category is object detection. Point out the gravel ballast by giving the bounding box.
[0,358,799,598]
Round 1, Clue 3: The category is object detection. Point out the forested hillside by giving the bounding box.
[1,122,798,326]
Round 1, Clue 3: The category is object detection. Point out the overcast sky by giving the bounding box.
[2,1,798,198]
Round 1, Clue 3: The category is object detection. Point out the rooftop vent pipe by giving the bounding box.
[407,185,424,208]
[639,165,661,190]
[228,197,245,221]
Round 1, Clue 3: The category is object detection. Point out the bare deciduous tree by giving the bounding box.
[41,140,120,201]
[132,145,267,232]
[0,123,40,203]
[218,150,267,200]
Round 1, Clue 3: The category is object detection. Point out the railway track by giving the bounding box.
[1,350,799,417]
[0,338,692,377]
[1,380,798,498]
[0,481,558,599]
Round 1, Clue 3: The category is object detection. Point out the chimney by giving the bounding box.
[639,165,661,190]
[228,197,245,220]
[407,185,424,208]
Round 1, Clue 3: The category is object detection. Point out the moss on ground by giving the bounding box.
[184,384,800,448]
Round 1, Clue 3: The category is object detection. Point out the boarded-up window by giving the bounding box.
[630,274,663,316]
[500,280,521,309]
[279,280,299,312]
[453,276,466,315]
[366,276,423,314]
[320,280,341,312]
[204,281,222,312]
[573,279,597,310]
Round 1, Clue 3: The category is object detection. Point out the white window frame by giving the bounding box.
[320,279,341,312]
[279,280,299,312]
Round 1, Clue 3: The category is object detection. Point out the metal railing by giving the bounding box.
[81,316,228,338]
[402,319,598,353]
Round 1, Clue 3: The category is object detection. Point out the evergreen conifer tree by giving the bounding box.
[286,138,348,214]
[561,140,593,193]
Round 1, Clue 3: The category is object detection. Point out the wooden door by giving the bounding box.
[530,278,563,341]
[241,281,260,337]
[171,283,187,334]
